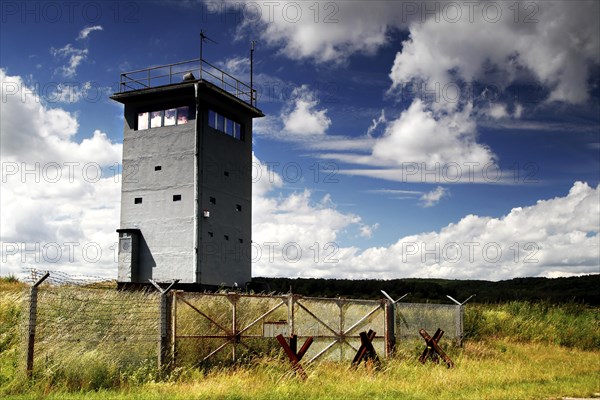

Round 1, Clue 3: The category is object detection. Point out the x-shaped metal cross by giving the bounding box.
[418,328,454,368]
[276,334,314,380]
[352,329,380,366]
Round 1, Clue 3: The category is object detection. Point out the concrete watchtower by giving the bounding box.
[111,58,263,289]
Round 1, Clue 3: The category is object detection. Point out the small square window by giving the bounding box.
[155,166,162,171]
[137,112,148,130]
[236,204,242,212]
[224,171,229,177]
[209,197,216,205]
[224,235,229,241]
[208,231,214,238]
[173,194,181,202]
[238,238,244,244]
[134,197,142,204]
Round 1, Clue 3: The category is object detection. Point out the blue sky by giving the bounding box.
[1,1,599,281]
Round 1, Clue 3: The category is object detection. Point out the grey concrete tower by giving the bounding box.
[111,60,263,288]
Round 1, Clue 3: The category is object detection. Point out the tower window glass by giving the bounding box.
[216,113,225,131]
[150,111,163,128]
[177,107,189,124]
[137,112,149,130]
[233,122,241,139]
[226,119,234,136]
[164,108,176,126]
[208,109,243,140]
[137,106,189,130]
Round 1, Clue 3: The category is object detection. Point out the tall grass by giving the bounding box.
[0,289,24,393]
[464,301,600,350]
[0,281,160,395]
[3,344,599,400]
[0,279,598,398]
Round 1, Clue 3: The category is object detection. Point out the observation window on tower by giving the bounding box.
[137,106,189,130]
[150,111,163,128]
[177,106,189,124]
[208,109,243,140]
[164,108,176,126]
[137,112,149,130]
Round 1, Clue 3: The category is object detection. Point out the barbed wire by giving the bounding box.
[37,288,158,336]
[21,267,115,287]
[19,268,461,367]
[19,268,159,366]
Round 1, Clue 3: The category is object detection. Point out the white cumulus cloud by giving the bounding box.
[0,70,122,278]
[232,1,599,105]
[50,44,88,78]
[389,1,600,105]
[321,100,498,184]
[339,182,600,280]
[419,186,448,208]
[236,2,600,188]
[3,70,597,282]
[77,25,103,40]
[251,155,363,278]
[51,25,103,78]
[282,85,331,135]
[234,1,400,63]
[372,100,491,167]
[359,223,380,239]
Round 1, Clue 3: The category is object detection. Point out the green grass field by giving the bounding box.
[1,278,598,399]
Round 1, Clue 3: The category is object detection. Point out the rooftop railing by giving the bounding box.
[118,58,257,107]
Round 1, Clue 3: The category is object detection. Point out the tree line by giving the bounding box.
[250,274,600,305]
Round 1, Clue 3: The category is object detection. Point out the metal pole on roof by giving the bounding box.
[200,30,218,81]
[200,30,204,79]
[250,40,255,105]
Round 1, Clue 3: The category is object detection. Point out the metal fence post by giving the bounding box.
[150,279,179,373]
[26,272,50,377]
[337,298,345,360]
[171,290,178,368]
[381,291,408,358]
[447,294,475,347]
[457,304,464,346]
[287,290,295,337]
[384,300,396,357]
[227,293,240,362]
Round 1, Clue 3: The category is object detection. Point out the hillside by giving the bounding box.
[253,274,600,304]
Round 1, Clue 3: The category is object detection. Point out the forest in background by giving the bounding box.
[251,274,600,305]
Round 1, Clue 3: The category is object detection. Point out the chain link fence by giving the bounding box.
[396,303,462,341]
[21,269,463,375]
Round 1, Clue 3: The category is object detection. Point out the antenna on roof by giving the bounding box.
[250,40,256,105]
[200,30,218,79]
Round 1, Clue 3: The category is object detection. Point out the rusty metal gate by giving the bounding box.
[290,296,387,363]
[19,271,465,376]
[174,292,288,365]
[172,292,390,365]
